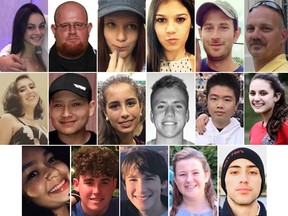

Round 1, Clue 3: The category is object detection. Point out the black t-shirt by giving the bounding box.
[49,130,97,145]
[49,43,97,72]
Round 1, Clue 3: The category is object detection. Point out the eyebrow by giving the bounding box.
[228,165,258,169]
[22,149,49,173]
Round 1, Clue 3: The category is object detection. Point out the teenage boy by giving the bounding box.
[148,75,193,144]
[72,146,119,216]
[196,73,243,145]
[121,148,168,216]
[49,73,96,144]
[220,147,266,216]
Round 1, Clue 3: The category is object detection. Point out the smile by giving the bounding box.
[134,195,151,201]
[49,179,69,193]
[162,121,177,126]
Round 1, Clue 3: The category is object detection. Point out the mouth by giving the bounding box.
[27,95,36,100]
[134,194,151,201]
[236,188,251,194]
[252,102,264,108]
[166,38,178,44]
[60,120,76,126]
[119,119,134,128]
[114,46,128,52]
[215,111,225,116]
[49,179,69,194]
[162,121,177,126]
[66,37,79,42]
[90,197,104,202]
[185,184,196,189]
[31,36,43,41]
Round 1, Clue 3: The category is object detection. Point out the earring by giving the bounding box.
[105,116,109,121]
[190,25,194,29]
[140,112,142,117]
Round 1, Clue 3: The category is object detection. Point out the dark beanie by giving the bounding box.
[221,147,265,197]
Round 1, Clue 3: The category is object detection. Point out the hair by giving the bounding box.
[3,74,43,119]
[150,75,189,110]
[98,13,146,72]
[170,148,216,216]
[22,146,70,216]
[206,73,240,104]
[147,0,194,72]
[72,146,118,179]
[11,3,45,55]
[250,73,288,141]
[98,74,145,144]
[54,1,88,24]
[121,149,168,185]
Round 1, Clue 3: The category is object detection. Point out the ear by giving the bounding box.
[161,180,168,190]
[186,109,190,123]
[87,23,93,34]
[205,171,211,183]
[88,100,96,117]
[73,178,80,192]
[112,178,117,190]
[198,27,203,39]
[122,181,126,191]
[275,93,281,102]
[51,24,57,37]
[235,102,239,113]
[233,27,241,43]
[150,111,154,123]
[280,28,288,45]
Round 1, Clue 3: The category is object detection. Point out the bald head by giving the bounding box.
[54,1,88,24]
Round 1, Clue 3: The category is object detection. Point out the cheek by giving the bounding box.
[25,179,46,198]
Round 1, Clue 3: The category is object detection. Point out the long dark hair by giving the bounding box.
[98,14,146,72]
[11,3,45,54]
[147,0,194,72]
[251,73,288,141]
[3,74,43,119]
[98,74,145,144]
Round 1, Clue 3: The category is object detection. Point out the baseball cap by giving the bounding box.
[49,73,92,101]
[196,0,238,27]
[98,0,145,20]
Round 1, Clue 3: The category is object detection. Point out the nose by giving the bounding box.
[121,105,129,118]
[211,28,220,40]
[165,105,175,117]
[166,21,176,34]
[186,173,193,182]
[68,24,77,34]
[217,100,224,108]
[62,106,72,118]
[92,184,100,194]
[45,167,60,181]
[136,179,148,193]
[239,172,248,183]
[116,27,127,42]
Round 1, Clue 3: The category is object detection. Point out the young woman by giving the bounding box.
[171,147,217,216]
[98,0,146,72]
[249,73,288,144]
[22,146,70,216]
[0,74,47,144]
[147,0,195,72]
[11,3,46,72]
[98,74,145,144]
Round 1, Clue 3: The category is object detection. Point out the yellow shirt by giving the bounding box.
[259,54,288,72]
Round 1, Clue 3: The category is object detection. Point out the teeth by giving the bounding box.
[50,179,65,193]
[135,195,150,201]
[163,122,175,125]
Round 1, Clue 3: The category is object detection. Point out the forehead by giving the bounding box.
[247,6,282,26]
[229,158,257,168]
[104,11,139,22]
[28,13,44,24]
[22,147,46,162]
[17,78,34,87]
[175,157,203,171]
[56,3,87,23]
[249,79,272,90]
[203,8,234,25]
[105,83,137,99]
[158,0,188,13]
[153,87,187,102]
[208,85,235,98]
[51,90,85,101]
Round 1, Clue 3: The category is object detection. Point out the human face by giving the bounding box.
[52,2,92,59]
[124,169,167,215]
[207,85,238,128]
[17,77,40,110]
[173,158,209,201]
[50,90,95,136]
[104,11,139,60]
[225,158,262,206]
[105,83,142,137]
[154,0,191,56]
[22,147,70,209]
[73,174,117,216]
[249,79,280,117]
[199,9,240,61]
[24,13,45,48]
[151,87,189,139]
[245,6,287,62]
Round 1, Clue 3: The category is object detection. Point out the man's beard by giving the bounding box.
[56,41,86,59]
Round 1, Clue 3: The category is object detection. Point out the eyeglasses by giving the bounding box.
[249,1,286,27]
[55,22,87,31]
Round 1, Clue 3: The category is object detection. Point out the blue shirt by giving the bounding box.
[200,58,243,72]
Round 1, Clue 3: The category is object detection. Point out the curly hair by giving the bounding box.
[170,148,216,216]
[73,147,118,179]
[121,149,167,185]
[251,73,288,141]
[98,74,145,144]
[3,74,43,119]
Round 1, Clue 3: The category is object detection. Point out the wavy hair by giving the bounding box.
[147,0,194,72]
[170,148,216,216]
[3,74,43,119]
[98,74,145,144]
[251,73,288,141]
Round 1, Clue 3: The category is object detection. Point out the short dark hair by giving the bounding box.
[206,73,240,104]
[3,74,43,119]
[73,147,118,179]
[150,75,189,110]
[121,149,168,184]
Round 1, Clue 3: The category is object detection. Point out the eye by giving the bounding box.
[72,103,81,107]
[27,25,35,31]
[53,103,62,108]
[127,23,138,30]
[39,24,46,29]
[249,91,255,96]
[27,170,38,181]
[106,22,116,28]
[156,18,166,23]
[48,156,56,164]
[176,17,186,23]
[109,103,120,109]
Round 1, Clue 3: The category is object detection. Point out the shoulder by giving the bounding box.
[234,64,244,72]
[147,139,156,144]
[0,113,18,125]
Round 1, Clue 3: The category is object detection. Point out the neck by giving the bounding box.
[58,129,90,144]
[163,47,186,61]
[138,198,167,216]
[253,51,283,71]
[207,55,238,71]
[123,55,136,71]
[211,117,230,129]
[52,204,69,216]
[227,196,259,216]
[155,132,184,144]
[182,195,211,213]
[119,132,135,144]
[81,200,108,216]
[22,41,37,57]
